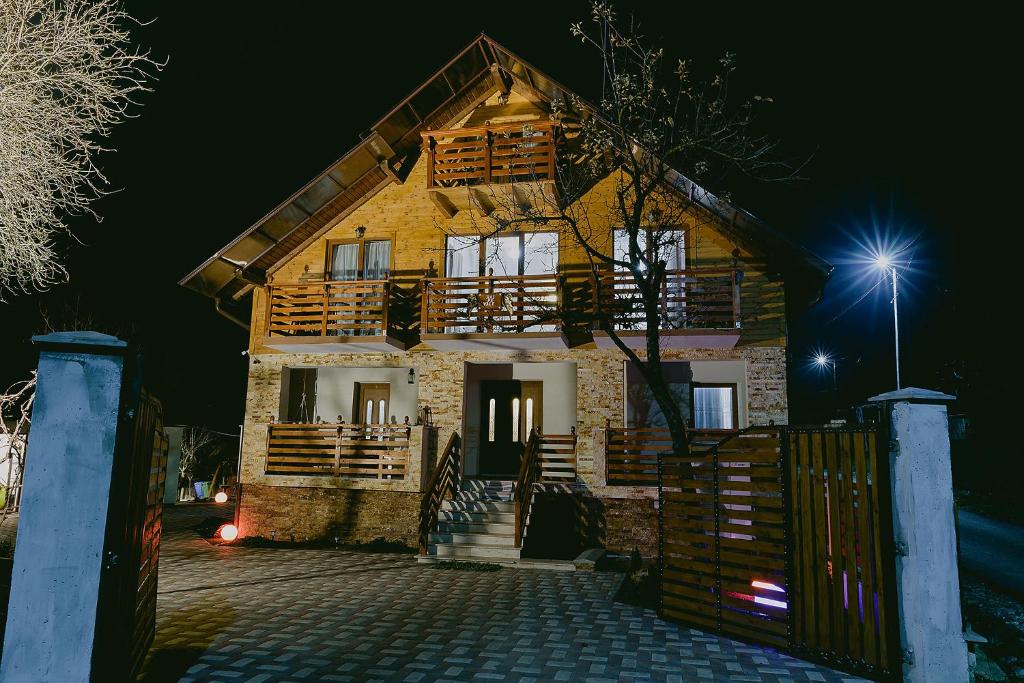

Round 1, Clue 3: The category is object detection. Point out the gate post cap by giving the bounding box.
[31,330,128,354]
[867,387,955,404]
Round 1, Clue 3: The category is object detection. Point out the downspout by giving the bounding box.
[214,299,250,331]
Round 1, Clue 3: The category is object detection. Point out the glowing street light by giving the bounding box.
[874,252,901,389]
[813,351,837,391]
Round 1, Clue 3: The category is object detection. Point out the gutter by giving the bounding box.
[214,299,250,332]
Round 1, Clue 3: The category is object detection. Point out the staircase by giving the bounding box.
[422,479,520,561]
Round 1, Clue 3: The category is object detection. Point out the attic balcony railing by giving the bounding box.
[423,121,557,189]
[420,273,563,335]
[593,268,742,331]
[266,280,394,338]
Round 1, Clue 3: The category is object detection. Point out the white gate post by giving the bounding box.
[869,387,969,683]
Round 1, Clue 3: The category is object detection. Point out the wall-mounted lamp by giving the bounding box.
[355,225,366,239]
[408,368,415,384]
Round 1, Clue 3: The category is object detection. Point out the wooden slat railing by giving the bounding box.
[539,431,577,483]
[266,423,410,478]
[594,268,741,330]
[422,121,557,189]
[266,280,392,337]
[513,428,542,547]
[605,424,735,486]
[421,273,563,335]
[418,432,462,555]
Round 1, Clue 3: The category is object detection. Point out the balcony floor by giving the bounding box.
[263,335,407,354]
[421,332,569,352]
[592,328,740,350]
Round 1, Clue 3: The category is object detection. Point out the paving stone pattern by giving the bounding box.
[137,504,865,683]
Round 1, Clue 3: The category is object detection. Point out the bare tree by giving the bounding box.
[0,0,160,298]
[435,2,799,459]
[1,373,36,517]
[178,426,216,500]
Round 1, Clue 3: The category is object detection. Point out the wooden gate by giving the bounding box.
[659,429,790,647]
[658,426,899,679]
[785,426,899,679]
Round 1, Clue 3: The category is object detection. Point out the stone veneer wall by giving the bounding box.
[236,344,787,550]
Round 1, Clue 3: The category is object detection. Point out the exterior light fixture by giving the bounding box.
[218,524,239,542]
[355,226,366,239]
[872,251,901,389]
[408,368,415,384]
[214,491,228,504]
[811,350,838,391]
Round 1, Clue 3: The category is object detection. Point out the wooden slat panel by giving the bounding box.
[266,423,411,480]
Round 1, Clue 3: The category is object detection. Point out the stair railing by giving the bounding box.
[513,428,542,548]
[418,432,461,555]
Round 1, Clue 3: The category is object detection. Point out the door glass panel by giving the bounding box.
[445,235,481,334]
[331,243,360,281]
[525,397,534,435]
[363,240,391,280]
[378,399,386,424]
[511,398,520,442]
[365,399,373,424]
[485,235,520,277]
[488,399,496,442]
[692,386,735,430]
[522,232,558,275]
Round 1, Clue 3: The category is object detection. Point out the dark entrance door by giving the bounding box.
[479,379,539,478]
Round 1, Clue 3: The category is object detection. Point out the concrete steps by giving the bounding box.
[425,479,522,562]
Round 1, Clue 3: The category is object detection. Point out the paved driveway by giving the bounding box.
[138,504,863,683]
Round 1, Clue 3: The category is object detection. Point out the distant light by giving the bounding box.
[751,580,786,593]
[814,353,830,367]
[214,491,228,504]
[874,253,891,269]
[219,524,238,542]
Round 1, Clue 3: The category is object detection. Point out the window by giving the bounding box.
[691,384,737,430]
[612,229,685,272]
[445,232,558,277]
[327,238,392,281]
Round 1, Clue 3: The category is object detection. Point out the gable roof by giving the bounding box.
[180,34,831,322]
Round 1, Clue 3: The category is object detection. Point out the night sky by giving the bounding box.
[1,3,1016,443]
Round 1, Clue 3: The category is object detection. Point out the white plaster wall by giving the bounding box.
[314,367,418,424]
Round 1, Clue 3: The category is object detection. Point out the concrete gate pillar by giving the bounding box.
[869,387,969,683]
[0,332,129,682]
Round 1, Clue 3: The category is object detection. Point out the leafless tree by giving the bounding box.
[434,2,800,458]
[0,0,160,298]
[1,373,36,517]
[178,426,216,500]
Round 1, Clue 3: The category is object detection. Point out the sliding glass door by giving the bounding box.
[328,239,391,336]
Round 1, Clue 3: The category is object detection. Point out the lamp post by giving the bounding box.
[814,352,837,391]
[875,254,901,389]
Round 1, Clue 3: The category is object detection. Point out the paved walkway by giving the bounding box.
[138,504,863,683]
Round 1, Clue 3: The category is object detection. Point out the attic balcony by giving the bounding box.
[419,273,569,351]
[263,280,415,353]
[591,268,743,349]
[422,121,558,217]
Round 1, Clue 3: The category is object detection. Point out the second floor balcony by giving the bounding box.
[422,121,558,216]
[260,268,742,353]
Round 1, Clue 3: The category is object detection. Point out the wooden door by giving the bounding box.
[357,383,390,425]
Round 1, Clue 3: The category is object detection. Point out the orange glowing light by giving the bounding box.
[214,491,228,503]
[219,524,238,541]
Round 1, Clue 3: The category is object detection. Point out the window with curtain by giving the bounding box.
[691,385,736,430]
[362,240,391,280]
[330,243,360,281]
[612,229,685,272]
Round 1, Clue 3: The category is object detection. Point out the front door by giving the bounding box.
[478,380,543,478]
[356,382,390,424]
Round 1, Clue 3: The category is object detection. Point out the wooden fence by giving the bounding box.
[657,425,899,680]
[785,427,898,677]
[538,432,577,483]
[420,273,562,335]
[659,429,790,647]
[266,280,391,337]
[266,423,410,479]
[423,121,557,188]
[606,425,731,486]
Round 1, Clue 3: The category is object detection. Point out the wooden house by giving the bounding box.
[181,35,830,561]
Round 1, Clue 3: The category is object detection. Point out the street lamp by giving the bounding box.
[813,352,837,391]
[874,253,901,389]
